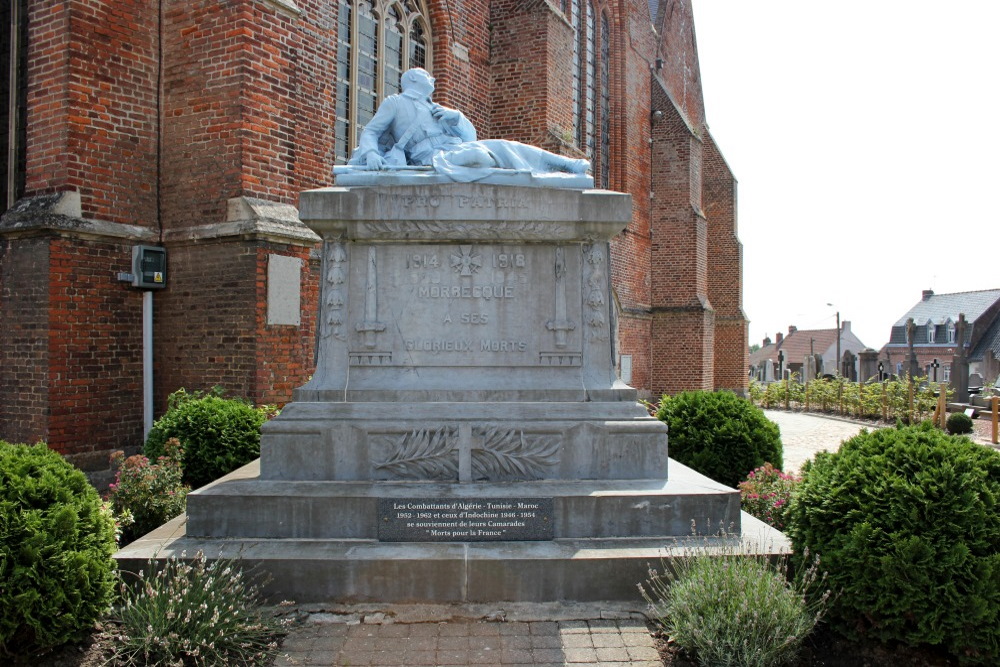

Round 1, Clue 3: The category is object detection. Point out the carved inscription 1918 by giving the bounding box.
[378,498,554,541]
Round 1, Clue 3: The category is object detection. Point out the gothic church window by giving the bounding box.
[334,0,430,164]
[2,0,28,213]
[571,0,612,187]
[599,11,610,189]
[571,0,596,153]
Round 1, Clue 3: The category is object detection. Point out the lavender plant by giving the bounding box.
[641,537,831,667]
[108,552,291,666]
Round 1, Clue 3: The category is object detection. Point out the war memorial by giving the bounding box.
[117,69,762,603]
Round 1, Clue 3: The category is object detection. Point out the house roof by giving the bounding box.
[893,289,1000,327]
[750,327,846,367]
[971,316,1000,362]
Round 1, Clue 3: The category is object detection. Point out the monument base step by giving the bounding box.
[115,512,786,604]
[185,459,740,540]
[114,459,788,604]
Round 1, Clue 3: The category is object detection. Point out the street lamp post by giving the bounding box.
[827,303,841,377]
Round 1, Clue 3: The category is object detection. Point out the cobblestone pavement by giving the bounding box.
[276,613,661,667]
[765,410,873,474]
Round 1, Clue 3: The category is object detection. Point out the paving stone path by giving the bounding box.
[277,617,662,667]
[765,410,872,474]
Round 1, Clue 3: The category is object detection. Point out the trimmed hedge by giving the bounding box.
[947,411,975,435]
[144,389,269,489]
[0,441,117,657]
[655,391,783,488]
[788,423,1000,664]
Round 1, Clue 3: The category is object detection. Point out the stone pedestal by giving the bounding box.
[117,183,753,603]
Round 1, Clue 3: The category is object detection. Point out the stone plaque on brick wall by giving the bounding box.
[377,498,553,541]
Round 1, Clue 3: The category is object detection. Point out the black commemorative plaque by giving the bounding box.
[378,498,554,542]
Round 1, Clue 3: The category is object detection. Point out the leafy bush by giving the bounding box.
[641,543,830,667]
[0,441,117,657]
[738,463,800,531]
[947,411,975,435]
[109,552,290,666]
[788,423,1000,663]
[655,391,783,488]
[752,375,946,423]
[145,388,270,488]
[107,438,189,546]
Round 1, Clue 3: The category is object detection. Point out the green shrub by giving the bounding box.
[738,463,800,531]
[655,391,783,488]
[109,552,290,666]
[0,441,117,657]
[107,438,189,546]
[787,423,1000,663]
[641,545,830,667]
[145,388,270,488]
[947,411,975,435]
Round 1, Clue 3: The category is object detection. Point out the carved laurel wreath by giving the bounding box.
[372,426,560,481]
[372,428,458,481]
[472,426,560,482]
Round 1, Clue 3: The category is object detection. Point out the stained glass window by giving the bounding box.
[333,0,431,164]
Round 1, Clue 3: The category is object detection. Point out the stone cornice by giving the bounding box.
[162,196,320,246]
[0,192,157,242]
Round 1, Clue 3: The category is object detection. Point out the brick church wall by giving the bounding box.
[0,237,50,444]
[703,132,748,393]
[647,78,714,395]
[46,238,144,467]
[26,0,159,226]
[2,0,748,466]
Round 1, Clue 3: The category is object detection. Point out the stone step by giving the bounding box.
[116,514,783,604]
[114,458,772,604]
[185,460,740,540]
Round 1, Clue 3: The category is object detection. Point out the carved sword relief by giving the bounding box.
[546,246,575,348]
[356,246,386,348]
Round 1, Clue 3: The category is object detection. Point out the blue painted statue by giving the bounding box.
[339,68,591,186]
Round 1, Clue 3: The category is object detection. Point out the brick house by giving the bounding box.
[0,0,746,474]
[881,289,1000,384]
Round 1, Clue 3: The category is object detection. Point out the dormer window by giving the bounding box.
[926,321,936,344]
[947,321,956,344]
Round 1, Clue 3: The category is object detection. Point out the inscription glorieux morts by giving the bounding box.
[347,244,582,366]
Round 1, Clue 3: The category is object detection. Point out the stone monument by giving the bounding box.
[117,69,755,603]
[951,313,971,402]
